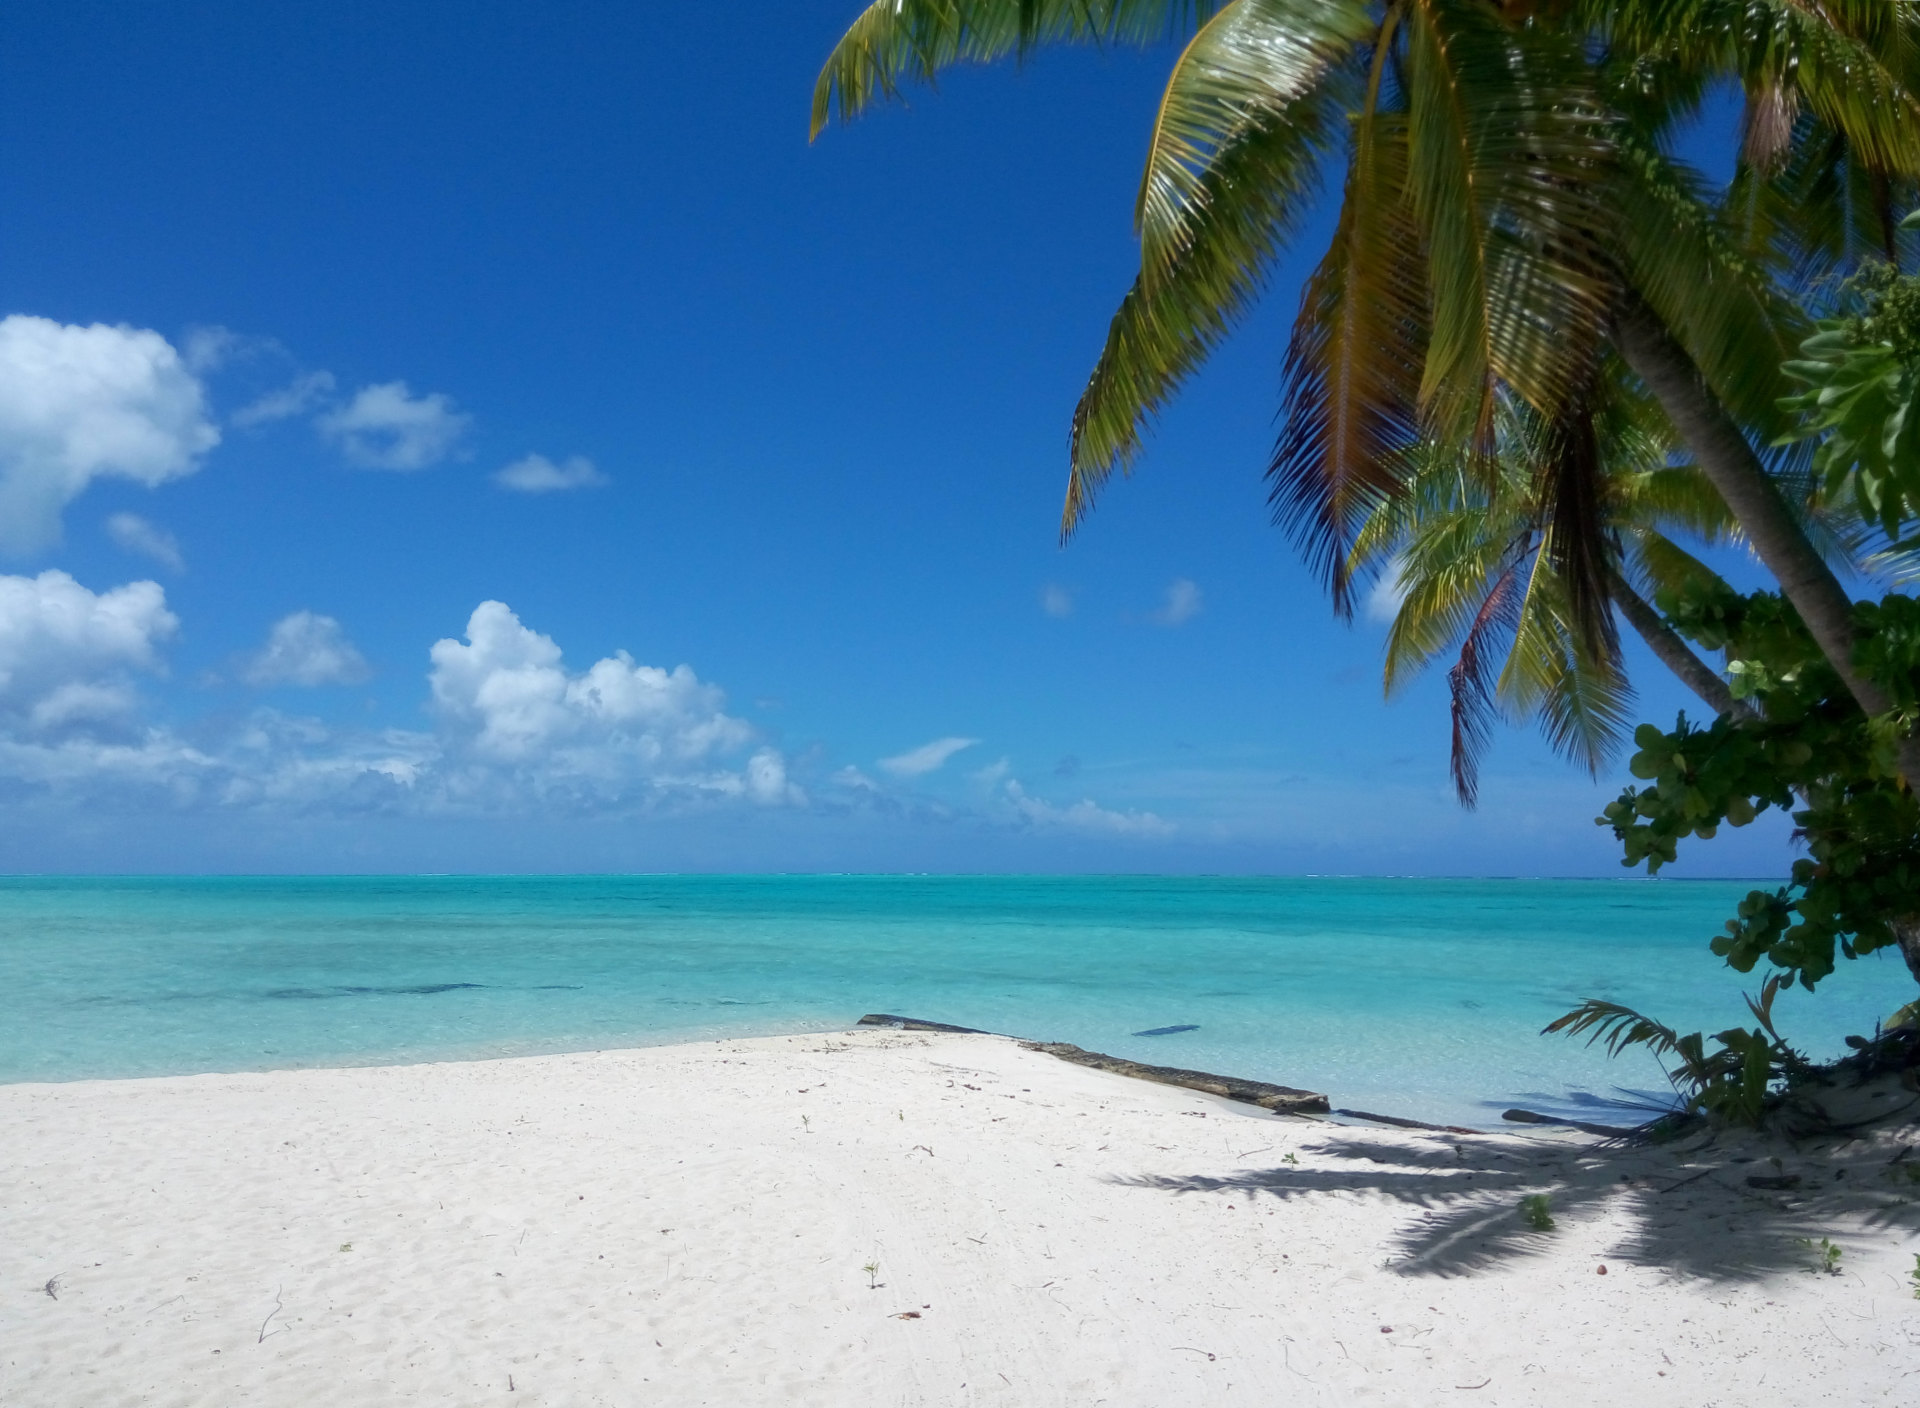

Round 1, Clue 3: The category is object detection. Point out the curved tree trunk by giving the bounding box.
[1893,920,1920,988]
[1609,296,1920,787]
[1610,572,1750,720]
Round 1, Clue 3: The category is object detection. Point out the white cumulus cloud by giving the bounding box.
[318,380,469,470]
[244,611,371,688]
[1149,578,1203,627]
[494,453,608,494]
[879,735,979,778]
[0,570,177,733]
[0,597,801,816]
[0,316,219,556]
[105,513,184,572]
[428,601,797,805]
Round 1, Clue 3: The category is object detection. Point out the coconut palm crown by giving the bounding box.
[813,0,1920,773]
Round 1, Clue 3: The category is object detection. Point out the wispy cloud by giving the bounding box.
[231,369,337,428]
[971,756,1012,787]
[243,611,371,688]
[1003,778,1172,836]
[1148,578,1202,627]
[105,514,185,573]
[879,735,979,778]
[318,381,470,471]
[493,453,608,494]
[1041,583,1074,618]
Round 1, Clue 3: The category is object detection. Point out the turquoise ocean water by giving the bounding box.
[2,875,1911,1126]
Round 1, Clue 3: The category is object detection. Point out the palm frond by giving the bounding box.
[1623,528,1734,602]
[1134,0,1372,285]
[1763,2,1920,179]
[1492,545,1634,778]
[811,0,1225,136]
[1543,997,1684,1062]
[1535,403,1620,665]
[1614,132,1807,440]
[1732,117,1920,283]
[1267,49,1427,613]
[1065,76,1347,529]
[1620,467,1736,542]
[1381,512,1519,693]
[1403,0,1615,437]
[1446,556,1526,808]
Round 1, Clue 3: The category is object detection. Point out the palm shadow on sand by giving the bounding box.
[1113,1113,1920,1280]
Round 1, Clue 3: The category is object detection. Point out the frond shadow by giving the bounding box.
[1112,1122,1920,1280]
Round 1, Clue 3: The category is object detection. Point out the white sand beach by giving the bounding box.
[4,1027,1918,1405]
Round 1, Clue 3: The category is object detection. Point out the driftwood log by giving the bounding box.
[1021,1041,1331,1116]
[852,1013,1328,1115]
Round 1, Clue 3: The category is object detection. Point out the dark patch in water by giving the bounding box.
[1132,1024,1200,1037]
[1459,999,1484,1009]
[75,981,581,1007]
[263,982,486,1000]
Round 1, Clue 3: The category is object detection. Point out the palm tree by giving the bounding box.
[1350,378,1746,806]
[811,0,1920,770]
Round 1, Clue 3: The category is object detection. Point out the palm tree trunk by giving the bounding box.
[1609,295,1920,786]
[1610,573,1750,720]
[1893,920,1920,987]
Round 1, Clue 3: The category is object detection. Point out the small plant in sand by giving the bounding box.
[1796,1236,1843,1275]
[1282,1152,1299,1166]
[1909,1253,1920,1299]
[862,1260,881,1290]
[1519,1194,1555,1232]
[801,1114,811,1133]
[1546,974,1806,1129]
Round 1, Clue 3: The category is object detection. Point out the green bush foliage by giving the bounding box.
[1780,212,1920,536]
[1600,242,1920,995]
[1598,580,1920,989]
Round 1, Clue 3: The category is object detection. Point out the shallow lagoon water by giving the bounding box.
[2,875,1909,1126]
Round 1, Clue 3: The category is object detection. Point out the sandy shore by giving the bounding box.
[4,1027,1919,1405]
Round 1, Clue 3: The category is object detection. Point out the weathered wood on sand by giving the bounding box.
[856,1013,1330,1115]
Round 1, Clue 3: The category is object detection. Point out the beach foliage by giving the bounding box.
[1518,1193,1555,1231]
[1797,1235,1844,1275]
[1349,385,1737,805]
[1780,213,1920,536]
[1546,974,1805,1127]
[1599,253,1920,994]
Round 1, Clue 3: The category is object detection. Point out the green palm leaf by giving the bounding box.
[1266,106,1427,611]
[811,0,1222,137]
[1133,0,1371,287]
[1064,79,1349,529]
[1404,0,1613,437]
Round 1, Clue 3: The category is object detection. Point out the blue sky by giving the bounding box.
[0,0,1793,874]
